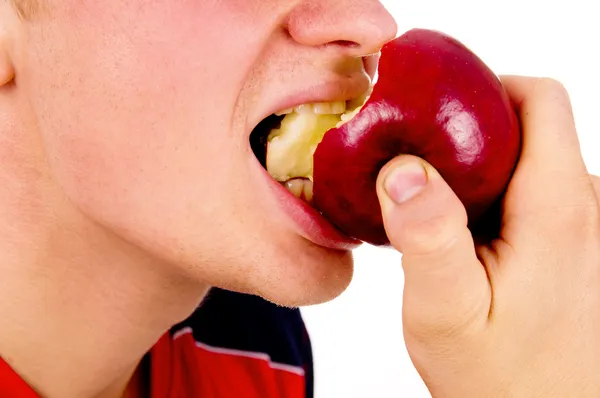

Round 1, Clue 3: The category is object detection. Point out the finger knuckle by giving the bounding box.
[403,299,485,348]
[404,308,463,345]
[535,76,572,107]
[536,76,568,95]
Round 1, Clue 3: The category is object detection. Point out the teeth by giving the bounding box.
[284,178,313,204]
[266,88,373,185]
[277,101,348,117]
[275,108,293,116]
[313,101,347,115]
[311,102,332,114]
[302,180,313,203]
[330,101,347,114]
[295,104,314,114]
[284,178,304,198]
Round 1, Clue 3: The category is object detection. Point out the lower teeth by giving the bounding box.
[283,178,313,204]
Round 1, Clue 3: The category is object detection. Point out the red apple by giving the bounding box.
[311,28,521,246]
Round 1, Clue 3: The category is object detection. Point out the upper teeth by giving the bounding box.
[265,89,372,188]
[275,101,347,116]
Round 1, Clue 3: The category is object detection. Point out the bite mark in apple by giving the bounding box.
[258,28,521,247]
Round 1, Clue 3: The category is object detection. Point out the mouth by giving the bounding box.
[249,89,372,250]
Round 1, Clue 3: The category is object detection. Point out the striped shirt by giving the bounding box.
[0,288,314,397]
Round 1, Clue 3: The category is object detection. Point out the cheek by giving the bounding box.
[13,0,357,305]
[15,0,287,270]
[22,1,268,217]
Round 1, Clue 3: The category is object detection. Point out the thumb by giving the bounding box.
[376,155,491,338]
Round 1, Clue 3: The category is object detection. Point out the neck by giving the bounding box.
[0,171,209,397]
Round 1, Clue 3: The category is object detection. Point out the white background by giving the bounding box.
[301,1,600,397]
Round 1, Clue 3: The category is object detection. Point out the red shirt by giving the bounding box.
[0,288,314,397]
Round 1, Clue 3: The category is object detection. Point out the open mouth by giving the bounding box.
[249,88,372,208]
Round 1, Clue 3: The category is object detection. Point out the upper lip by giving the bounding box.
[249,74,373,132]
[246,74,372,248]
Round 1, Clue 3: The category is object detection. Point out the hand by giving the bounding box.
[376,76,600,397]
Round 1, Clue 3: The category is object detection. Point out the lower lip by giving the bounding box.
[258,167,362,251]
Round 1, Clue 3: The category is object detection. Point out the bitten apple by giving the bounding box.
[261,28,521,246]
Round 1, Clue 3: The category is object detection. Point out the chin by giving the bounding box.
[210,237,355,309]
[259,243,355,308]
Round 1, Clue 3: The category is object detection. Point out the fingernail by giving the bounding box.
[384,160,428,204]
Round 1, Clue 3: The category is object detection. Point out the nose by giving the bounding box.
[286,0,398,56]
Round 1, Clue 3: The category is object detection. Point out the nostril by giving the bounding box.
[285,0,397,56]
[329,40,360,49]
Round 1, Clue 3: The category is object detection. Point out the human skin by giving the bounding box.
[0,0,396,396]
[2,1,600,398]
[377,76,600,397]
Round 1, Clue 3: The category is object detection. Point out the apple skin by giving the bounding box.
[312,28,521,246]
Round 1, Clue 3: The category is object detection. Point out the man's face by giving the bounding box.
[13,0,397,306]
